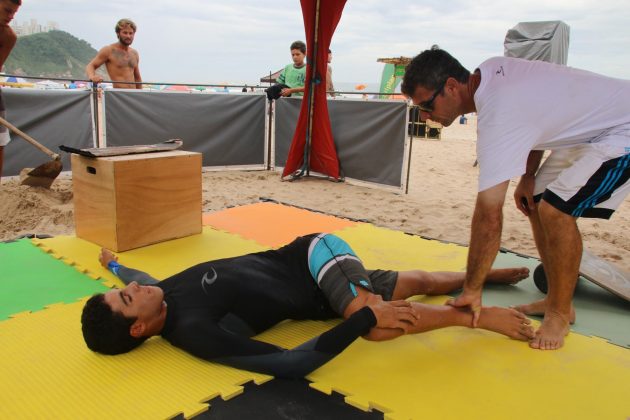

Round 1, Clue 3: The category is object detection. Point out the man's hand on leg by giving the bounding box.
[366,294,419,333]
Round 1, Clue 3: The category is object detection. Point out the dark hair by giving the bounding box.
[401,47,470,96]
[115,18,137,34]
[290,40,306,54]
[9,0,21,5]
[81,293,148,355]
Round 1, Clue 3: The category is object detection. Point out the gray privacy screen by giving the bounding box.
[103,90,266,168]
[2,88,93,176]
[275,98,407,187]
[504,21,570,65]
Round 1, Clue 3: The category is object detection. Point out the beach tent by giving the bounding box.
[376,56,410,99]
[260,69,283,84]
[6,76,27,83]
[165,85,192,92]
[504,21,570,65]
[281,0,346,180]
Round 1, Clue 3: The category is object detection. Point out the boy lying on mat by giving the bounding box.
[81,233,533,378]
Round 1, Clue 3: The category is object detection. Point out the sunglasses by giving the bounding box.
[417,80,446,113]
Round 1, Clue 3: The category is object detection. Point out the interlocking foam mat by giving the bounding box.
[32,227,270,288]
[203,202,630,347]
[334,223,630,348]
[490,250,630,347]
[1,202,629,419]
[202,201,357,247]
[0,239,108,319]
[0,298,344,419]
[307,297,630,420]
[0,228,338,419]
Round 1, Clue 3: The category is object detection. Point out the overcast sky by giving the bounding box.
[14,0,630,86]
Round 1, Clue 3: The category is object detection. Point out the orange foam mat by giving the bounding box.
[202,202,357,248]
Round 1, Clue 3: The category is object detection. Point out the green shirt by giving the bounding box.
[277,63,306,96]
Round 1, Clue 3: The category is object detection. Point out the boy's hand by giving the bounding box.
[99,248,118,269]
[368,297,419,333]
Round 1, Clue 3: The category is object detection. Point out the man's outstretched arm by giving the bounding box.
[99,248,159,285]
[178,298,417,379]
[171,305,376,379]
[448,181,509,326]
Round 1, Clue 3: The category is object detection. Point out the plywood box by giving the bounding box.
[72,151,202,252]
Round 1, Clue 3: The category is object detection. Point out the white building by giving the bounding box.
[12,19,59,36]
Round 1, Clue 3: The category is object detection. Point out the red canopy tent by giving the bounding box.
[281,0,347,180]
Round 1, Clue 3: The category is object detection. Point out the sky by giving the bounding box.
[13,0,630,86]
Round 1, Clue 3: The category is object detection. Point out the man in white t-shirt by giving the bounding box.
[401,47,630,351]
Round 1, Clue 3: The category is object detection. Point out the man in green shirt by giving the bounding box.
[278,40,306,97]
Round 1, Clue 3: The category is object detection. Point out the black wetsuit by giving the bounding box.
[112,234,377,379]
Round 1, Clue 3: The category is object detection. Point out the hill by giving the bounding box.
[5,30,105,79]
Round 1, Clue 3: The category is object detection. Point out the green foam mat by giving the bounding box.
[0,239,109,319]
[480,250,630,348]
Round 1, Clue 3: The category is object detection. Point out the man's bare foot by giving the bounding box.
[485,267,529,285]
[512,298,576,324]
[529,311,571,350]
[477,306,535,341]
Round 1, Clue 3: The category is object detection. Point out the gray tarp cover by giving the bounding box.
[103,90,266,168]
[275,98,407,187]
[2,88,93,176]
[504,21,570,65]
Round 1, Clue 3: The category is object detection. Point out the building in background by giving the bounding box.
[12,19,59,37]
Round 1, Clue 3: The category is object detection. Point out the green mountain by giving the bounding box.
[5,30,105,79]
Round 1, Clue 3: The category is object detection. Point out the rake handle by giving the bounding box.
[0,115,60,160]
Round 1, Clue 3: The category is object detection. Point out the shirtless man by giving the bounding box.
[0,0,20,181]
[86,18,142,89]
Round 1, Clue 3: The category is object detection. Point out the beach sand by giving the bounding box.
[1,116,629,272]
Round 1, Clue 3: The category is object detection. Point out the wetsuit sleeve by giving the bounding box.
[176,306,377,379]
[107,261,159,286]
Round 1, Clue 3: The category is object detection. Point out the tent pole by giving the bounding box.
[266,99,273,171]
[405,105,414,194]
[302,0,320,177]
[92,82,100,147]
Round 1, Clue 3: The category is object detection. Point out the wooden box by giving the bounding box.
[72,151,202,251]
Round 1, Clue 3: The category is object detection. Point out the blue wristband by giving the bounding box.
[107,260,121,277]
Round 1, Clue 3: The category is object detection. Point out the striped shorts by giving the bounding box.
[307,233,397,315]
[534,140,630,219]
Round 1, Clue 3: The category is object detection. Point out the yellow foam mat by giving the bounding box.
[334,223,468,272]
[308,297,630,419]
[305,224,630,419]
[33,227,269,288]
[7,209,630,419]
[0,299,336,419]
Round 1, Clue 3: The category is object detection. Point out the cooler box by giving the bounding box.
[72,150,202,251]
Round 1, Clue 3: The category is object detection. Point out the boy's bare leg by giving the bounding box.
[365,303,534,342]
[345,288,534,342]
[391,267,530,300]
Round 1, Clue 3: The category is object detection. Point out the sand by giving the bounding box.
[1,116,629,272]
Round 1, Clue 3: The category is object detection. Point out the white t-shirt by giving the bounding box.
[474,57,630,191]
